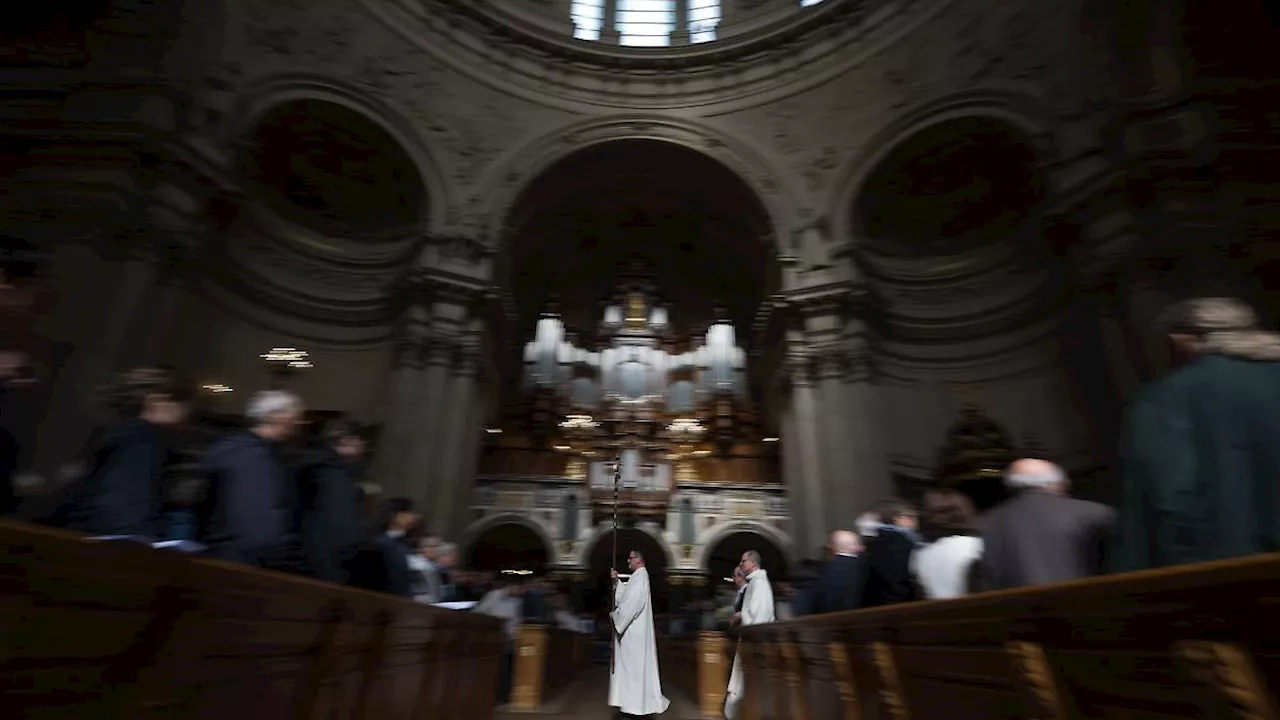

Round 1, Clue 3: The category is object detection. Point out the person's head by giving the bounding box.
[419,535,443,560]
[626,549,645,572]
[873,499,917,531]
[828,529,861,556]
[1158,297,1280,364]
[732,565,746,588]
[740,550,762,575]
[382,497,420,533]
[437,542,459,569]
[855,512,880,539]
[323,417,366,461]
[246,390,305,441]
[1005,458,1068,495]
[919,488,978,542]
[102,366,193,427]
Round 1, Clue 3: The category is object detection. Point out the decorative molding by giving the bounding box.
[355,0,940,111]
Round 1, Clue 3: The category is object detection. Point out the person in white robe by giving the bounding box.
[725,550,775,720]
[608,549,670,717]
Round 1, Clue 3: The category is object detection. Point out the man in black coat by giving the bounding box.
[811,530,867,614]
[197,390,304,567]
[862,499,921,607]
[982,458,1115,589]
[293,418,366,584]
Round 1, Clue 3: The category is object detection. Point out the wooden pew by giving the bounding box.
[735,553,1280,720]
[662,631,731,719]
[510,625,590,710]
[0,519,504,720]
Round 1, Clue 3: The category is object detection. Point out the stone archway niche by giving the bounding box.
[584,527,671,613]
[238,98,429,239]
[703,530,788,590]
[467,521,552,573]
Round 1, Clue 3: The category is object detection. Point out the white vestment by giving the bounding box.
[725,568,775,720]
[608,567,670,716]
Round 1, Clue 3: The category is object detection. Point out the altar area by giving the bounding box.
[463,272,793,593]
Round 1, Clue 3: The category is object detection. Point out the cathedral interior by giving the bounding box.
[4,0,1280,718]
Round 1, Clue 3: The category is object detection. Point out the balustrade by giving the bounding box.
[0,519,505,719]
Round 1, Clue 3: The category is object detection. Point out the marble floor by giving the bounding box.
[495,663,704,720]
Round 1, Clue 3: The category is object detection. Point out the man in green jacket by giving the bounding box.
[1115,297,1280,571]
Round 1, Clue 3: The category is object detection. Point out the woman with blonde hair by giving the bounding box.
[65,366,192,537]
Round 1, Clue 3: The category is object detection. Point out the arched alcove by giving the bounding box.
[855,117,1046,258]
[584,527,670,613]
[239,99,428,238]
[498,138,779,351]
[467,521,551,573]
[703,530,787,589]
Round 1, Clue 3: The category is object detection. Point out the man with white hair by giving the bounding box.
[978,458,1114,591]
[197,390,305,566]
[1117,297,1280,570]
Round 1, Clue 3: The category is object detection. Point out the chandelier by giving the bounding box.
[260,347,313,369]
[560,414,599,431]
[666,418,705,441]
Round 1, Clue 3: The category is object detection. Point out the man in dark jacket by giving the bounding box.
[1115,297,1280,571]
[294,417,366,584]
[811,530,866,614]
[198,390,304,567]
[863,499,921,606]
[981,458,1115,590]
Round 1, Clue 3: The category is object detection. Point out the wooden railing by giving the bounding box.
[660,632,732,719]
[731,553,1280,719]
[0,519,505,719]
[510,625,591,711]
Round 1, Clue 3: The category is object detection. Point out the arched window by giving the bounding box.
[617,0,676,47]
[570,0,723,46]
[571,0,606,41]
[689,0,721,44]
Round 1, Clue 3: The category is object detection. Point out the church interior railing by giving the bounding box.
[0,519,505,719]
[729,553,1280,719]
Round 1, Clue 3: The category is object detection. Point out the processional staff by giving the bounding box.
[609,453,621,675]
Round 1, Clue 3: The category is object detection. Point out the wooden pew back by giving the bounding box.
[0,519,504,720]
[736,553,1280,720]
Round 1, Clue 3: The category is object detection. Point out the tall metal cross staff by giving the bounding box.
[609,453,621,675]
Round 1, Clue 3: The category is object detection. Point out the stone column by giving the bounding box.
[601,0,620,42]
[781,351,826,558]
[32,235,165,477]
[405,331,453,511]
[815,352,849,535]
[432,338,482,538]
[367,331,425,499]
[669,0,690,44]
[838,326,891,519]
[450,374,488,533]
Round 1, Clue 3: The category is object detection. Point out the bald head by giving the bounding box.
[1005,458,1067,493]
[829,530,860,556]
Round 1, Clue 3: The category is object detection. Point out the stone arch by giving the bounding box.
[462,512,557,562]
[826,91,1061,247]
[472,116,805,259]
[696,520,794,570]
[576,523,675,569]
[225,73,454,235]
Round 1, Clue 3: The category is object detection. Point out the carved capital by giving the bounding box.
[393,336,425,369]
[426,232,493,267]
